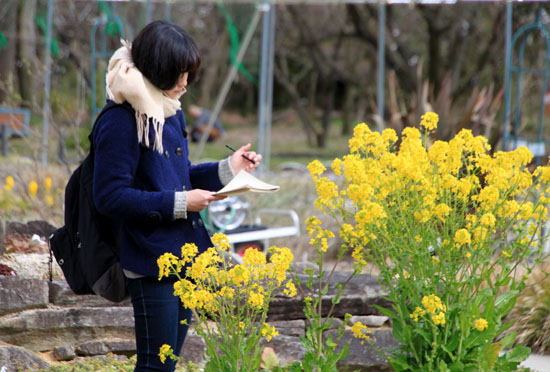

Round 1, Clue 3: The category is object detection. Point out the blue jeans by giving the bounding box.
[126,277,193,372]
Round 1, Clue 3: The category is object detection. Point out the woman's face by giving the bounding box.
[164,72,189,99]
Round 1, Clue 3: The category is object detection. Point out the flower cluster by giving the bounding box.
[351,321,372,345]
[409,294,447,326]
[474,318,488,332]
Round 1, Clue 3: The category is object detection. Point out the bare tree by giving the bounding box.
[17,0,38,109]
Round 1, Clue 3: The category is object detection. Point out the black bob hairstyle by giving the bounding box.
[131,20,201,91]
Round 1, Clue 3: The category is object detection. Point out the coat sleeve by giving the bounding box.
[92,107,175,222]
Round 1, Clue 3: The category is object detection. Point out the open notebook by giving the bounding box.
[215,171,280,196]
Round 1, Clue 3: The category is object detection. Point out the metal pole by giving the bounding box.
[257,0,270,175]
[503,0,512,151]
[264,4,276,174]
[376,0,386,132]
[2,123,8,157]
[193,6,262,163]
[146,0,153,24]
[165,1,171,21]
[41,0,53,167]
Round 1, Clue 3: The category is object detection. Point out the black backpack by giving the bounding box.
[49,102,134,302]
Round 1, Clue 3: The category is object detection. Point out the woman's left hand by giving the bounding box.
[230,143,262,174]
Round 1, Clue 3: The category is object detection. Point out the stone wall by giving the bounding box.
[0,271,398,371]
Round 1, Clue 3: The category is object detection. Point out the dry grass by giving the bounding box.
[507,262,550,354]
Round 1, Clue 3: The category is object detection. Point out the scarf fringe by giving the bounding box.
[136,110,164,154]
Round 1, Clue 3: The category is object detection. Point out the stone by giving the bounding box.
[268,273,390,321]
[6,220,56,239]
[53,344,76,361]
[261,334,306,367]
[0,307,134,351]
[0,342,50,370]
[76,339,135,357]
[333,328,399,372]
[180,330,206,366]
[0,219,4,256]
[350,315,390,328]
[269,319,305,337]
[0,277,49,316]
[48,278,131,308]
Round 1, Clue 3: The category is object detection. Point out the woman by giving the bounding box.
[92,20,261,371]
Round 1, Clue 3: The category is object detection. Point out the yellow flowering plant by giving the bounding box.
[0,175,58,220]
[307,112,550,371]
[157,233,295,372]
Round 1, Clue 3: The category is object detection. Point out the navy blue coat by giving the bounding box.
[92,103,223,277]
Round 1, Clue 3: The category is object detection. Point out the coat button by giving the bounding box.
[192,221,197,229]
[147,213,161,223]
[198,218,204,227]
[182,185,187,191]
[175,147,183,155]
[164,150,170,158]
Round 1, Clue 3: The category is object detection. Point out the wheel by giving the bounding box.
[234,241,265,257]
[208,196,249,231]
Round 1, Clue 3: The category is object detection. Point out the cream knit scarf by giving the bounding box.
[106,40,181,153]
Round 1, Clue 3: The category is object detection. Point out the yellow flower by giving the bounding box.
[433,203,451,222]
[44,177,52,192]
[243,246,267,267]
[28,180,38,198]
[480,213,496,228]
[247,286,265,310]
[181,243,198,265]
[454,229,471,246]
[502,250,512,259]
[474,318,488,331]
[211,233,231,251]
[351,321,371,344]
[284,280,297,297]
[158,344,172,364]
[5,176,14,191]
[431,311,446,325]
[157,253,180,280]
[307,159,326,179]
[420,112,439,131]
[46,195,54,206]
[422,294,446,315]
[410,306,425,322]
[261,323,278,342]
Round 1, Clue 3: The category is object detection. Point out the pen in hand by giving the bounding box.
[226,144,256,165]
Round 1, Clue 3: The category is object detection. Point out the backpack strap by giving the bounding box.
[88,100,135,156]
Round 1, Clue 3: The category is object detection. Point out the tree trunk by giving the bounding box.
[17,0,38,109]
[0,1,18,104]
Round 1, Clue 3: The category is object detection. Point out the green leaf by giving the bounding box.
[495,290,519,315]
[373,304,397,318]
[392,318,406,342]
[412,327,431,344]
[503,344,531,363]
[498,331,518,349]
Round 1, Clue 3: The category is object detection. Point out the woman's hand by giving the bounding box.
[230,143,262,174]
[187,189,226,212]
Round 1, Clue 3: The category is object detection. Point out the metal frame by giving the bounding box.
[90,13,130,123]
[503,5,550,160]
